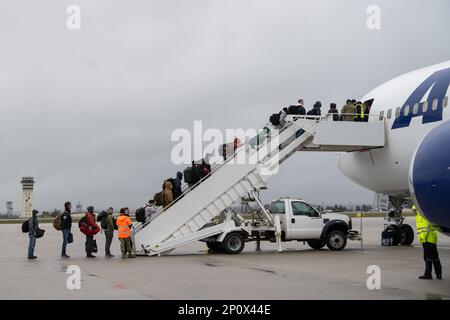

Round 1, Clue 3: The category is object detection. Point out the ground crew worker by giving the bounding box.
[414,205,442,280]
[353,101,365,122]
[340,99,356,121]
[116,207,136,259]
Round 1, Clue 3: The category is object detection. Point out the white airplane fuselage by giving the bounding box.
[339,61,450,199]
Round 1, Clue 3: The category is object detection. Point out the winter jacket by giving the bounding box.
[163,181,174,208]
[145,205,158,221]
[28,214,39,236]
[340,103,356,121]
[172,172,183,199]
[307,107,321,116]
[80,211,100,236]
[85,212,97,227]
[328,108,339,121]
[105,214,115,233]
[61,210,72,230]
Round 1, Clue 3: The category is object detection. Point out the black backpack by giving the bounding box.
[166,178,176,188]
[270,113,281,126]
[183,167,194,184]
[96,211,108,230]
[21,219,30,233]
[287,105,297,114]
[78,216,87,229]
[135,207,146,223]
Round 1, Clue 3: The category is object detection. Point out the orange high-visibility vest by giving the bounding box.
[116,215,132,239]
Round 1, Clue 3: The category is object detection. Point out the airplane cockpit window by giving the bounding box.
[432,98,438,111]
[395,107,400,118]
[404,105,410,116]
[444,96,448,108]
[413,103,419,115]
[422,101,428,113]
[379,110,384,120]
[387,109,392,119]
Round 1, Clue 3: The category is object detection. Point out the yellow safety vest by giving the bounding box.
[415,213,437,244]
[353,103,365,119]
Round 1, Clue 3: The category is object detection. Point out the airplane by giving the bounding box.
[338,60,450,237]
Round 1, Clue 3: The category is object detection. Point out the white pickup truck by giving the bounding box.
[203,197,360,254]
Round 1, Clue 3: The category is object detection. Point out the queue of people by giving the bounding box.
[270,98,372,127]
[23,200,445,280]
[23,202,139,260]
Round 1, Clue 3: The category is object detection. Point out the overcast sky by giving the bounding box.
[0,0,449,213]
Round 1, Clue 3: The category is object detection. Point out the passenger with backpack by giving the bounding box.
[269,107,287,128]
[163,181,174,208]
[307,101,322,118]
[183,165,195,188]
[60,202,72,259]
[200,153,212,178]
[116,207,136,259]
[145,200,157,222]
[296,99,307,116]
[27,210,39,260]
[104,207,115,258]
[172,171,183,200]
[81,206,100,258]
[327,103,340,121]
[220,138,241,161]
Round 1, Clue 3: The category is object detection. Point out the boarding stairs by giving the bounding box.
[132,114,385,255]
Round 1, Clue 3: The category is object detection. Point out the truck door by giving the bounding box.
[286,201,324,240]
[269,200,287,234]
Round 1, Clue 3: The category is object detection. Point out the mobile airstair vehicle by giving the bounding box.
[132,114,385,255]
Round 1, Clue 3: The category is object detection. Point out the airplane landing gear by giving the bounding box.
[381,196,414,246]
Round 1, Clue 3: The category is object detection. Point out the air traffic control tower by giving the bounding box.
[21,177,35,218]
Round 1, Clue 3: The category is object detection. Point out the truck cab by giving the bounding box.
[269,198,354,250]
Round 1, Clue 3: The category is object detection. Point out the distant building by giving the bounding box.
[75,202,83,213]
[6,202,13,216]
[21,177,35,218]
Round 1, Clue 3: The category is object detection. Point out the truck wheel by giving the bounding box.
[385,225,400,246]
[325,230,347,251]
[206,241,223,253]
[399,224,414,246]
[223,233,245,254]
[307,240,325,250]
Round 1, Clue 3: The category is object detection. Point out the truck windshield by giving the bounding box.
[270,201,285,214]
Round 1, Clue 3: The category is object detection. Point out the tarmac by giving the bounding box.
[0,217,449,300]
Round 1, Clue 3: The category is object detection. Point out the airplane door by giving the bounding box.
[287,201,323,240]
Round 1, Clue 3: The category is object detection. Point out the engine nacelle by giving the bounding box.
[409,120,450,235]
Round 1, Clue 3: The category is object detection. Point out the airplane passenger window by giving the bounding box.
[413,103,419,115]
[444,96,448,108]
[379,110,384,120]
[422,101,428,113]
[395,107,400,118]
[387,109,392,119]
[270,201,285,214]
[432,98,438,111]
[404,105,410,117]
